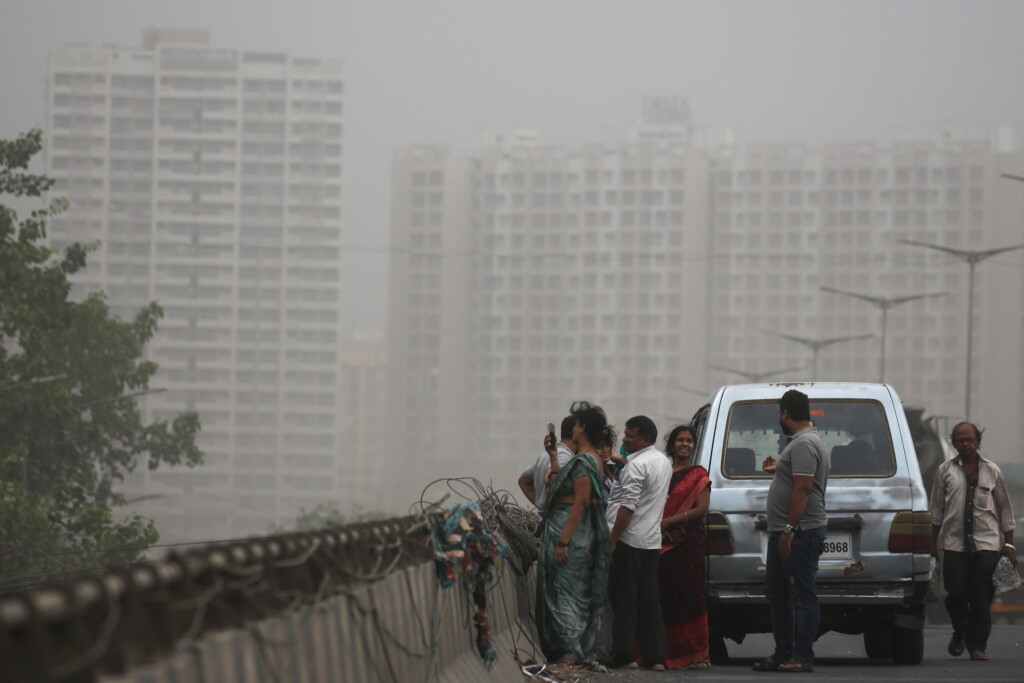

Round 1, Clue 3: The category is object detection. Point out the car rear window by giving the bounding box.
[722,399,896,479]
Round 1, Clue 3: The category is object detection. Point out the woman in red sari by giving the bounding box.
[658,424,712,669]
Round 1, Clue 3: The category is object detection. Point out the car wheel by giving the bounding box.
[709,634,729,664]
[863,626,892,659]
[890,626,924,665]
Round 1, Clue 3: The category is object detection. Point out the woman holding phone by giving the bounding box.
[536,401,614,665]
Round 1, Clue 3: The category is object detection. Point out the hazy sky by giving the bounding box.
[4,0,1024,330]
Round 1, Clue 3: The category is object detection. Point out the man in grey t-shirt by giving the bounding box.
[754,389,828,674]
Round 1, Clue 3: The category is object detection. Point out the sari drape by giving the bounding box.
[658,466,712,669]
[536,452,610,663]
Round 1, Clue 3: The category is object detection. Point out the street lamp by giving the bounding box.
[78,387,167,412]
[898,239,1024,420]
[708,364,805,383]
[0,375,68,393]
[671,383,711,397]
[820,287,947,384]
[760,330,874,381]
[123,494,163,505]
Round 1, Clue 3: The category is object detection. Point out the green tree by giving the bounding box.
[273,503,385,533]
[0,130,202,585]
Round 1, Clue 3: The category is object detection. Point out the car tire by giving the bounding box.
[709,634,729,664]
[864,626,892,660]
[890,626,924,665]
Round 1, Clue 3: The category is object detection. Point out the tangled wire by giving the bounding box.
[412,477,539,575]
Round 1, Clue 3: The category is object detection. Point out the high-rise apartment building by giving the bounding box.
[388,116,1024,492]
[45,29,351,540]
[388,116,715,499]
[707,129,1024,461]
[339,333,387,511]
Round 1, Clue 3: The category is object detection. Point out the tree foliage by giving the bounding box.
[0,130,202,586]
[277,503,385,533]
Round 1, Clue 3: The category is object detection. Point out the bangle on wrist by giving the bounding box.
[1005,543,1015,550]
[557,540,569,548]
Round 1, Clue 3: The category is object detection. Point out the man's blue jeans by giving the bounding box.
[764,527,826,666]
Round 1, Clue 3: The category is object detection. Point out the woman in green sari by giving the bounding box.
[536,401,613,665]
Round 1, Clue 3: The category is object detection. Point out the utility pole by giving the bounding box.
[898,239,1024,420]
[760,331,874,381]
[820,287,947,383]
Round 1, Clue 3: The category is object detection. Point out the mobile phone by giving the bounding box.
[547,422,556,439]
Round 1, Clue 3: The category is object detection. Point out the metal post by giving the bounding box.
[819,288,944,386]
[879,306,889,383]
[965,260,976,421]
[897,238,1024,421]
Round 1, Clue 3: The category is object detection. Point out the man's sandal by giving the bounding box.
[752,656,780,672]
[777,660,814,673]
[948,635,966,657]
[970,651,989,661]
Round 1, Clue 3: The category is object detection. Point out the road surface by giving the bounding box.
[610,624,1023,681]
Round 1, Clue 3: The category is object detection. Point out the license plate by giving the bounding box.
[822,533,852,560]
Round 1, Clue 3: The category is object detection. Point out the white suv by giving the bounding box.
[693,383,932,665]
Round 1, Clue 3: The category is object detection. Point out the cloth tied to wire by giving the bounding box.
[432,502,510,670]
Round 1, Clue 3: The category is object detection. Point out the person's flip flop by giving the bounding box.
[777,660,814,673]
[685,660,713,670]
[970,651,989,661]
[751,657,779,672]
[948,635,966,657]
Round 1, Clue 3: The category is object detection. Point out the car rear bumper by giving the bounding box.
[710,581,929,606]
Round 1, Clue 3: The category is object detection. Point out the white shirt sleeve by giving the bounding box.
[617,460,644,511]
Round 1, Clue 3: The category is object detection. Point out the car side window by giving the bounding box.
[722,399,896,479]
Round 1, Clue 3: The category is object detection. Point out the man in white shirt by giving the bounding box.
[519,415,576,514]
[930,421,1016,661]
[605,415,672,670]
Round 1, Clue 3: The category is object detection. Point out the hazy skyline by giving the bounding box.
[5,1,1024,330]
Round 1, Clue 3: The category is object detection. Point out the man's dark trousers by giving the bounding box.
[609,542,666,666]
[764,527,826,666]
[943,549,1000,653]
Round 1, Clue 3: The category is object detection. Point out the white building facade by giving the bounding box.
[388,120,1024,493]
[45,30,352,541]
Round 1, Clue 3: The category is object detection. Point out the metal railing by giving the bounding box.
[0,515,460,682]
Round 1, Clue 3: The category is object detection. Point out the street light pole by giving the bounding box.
[707,363,805,383]
[898,239,1024,421]
[77,387,166,412]
[0,375,68,393]
[671,383,711,398]
[820,287,947,383]
[760,331,874,381]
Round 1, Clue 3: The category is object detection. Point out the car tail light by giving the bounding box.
[888,511,932,553]
[706,512,734,555]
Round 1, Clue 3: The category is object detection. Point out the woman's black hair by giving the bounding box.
[595,423,618,452]
[664,424,697,459]
[570,401,609,449]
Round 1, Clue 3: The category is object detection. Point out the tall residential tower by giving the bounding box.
[388,115,1024,492]
[45,29,353,540]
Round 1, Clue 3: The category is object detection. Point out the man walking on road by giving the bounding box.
[753,389,829,674]
[931,421,1016,661]
[605,415,672,671]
